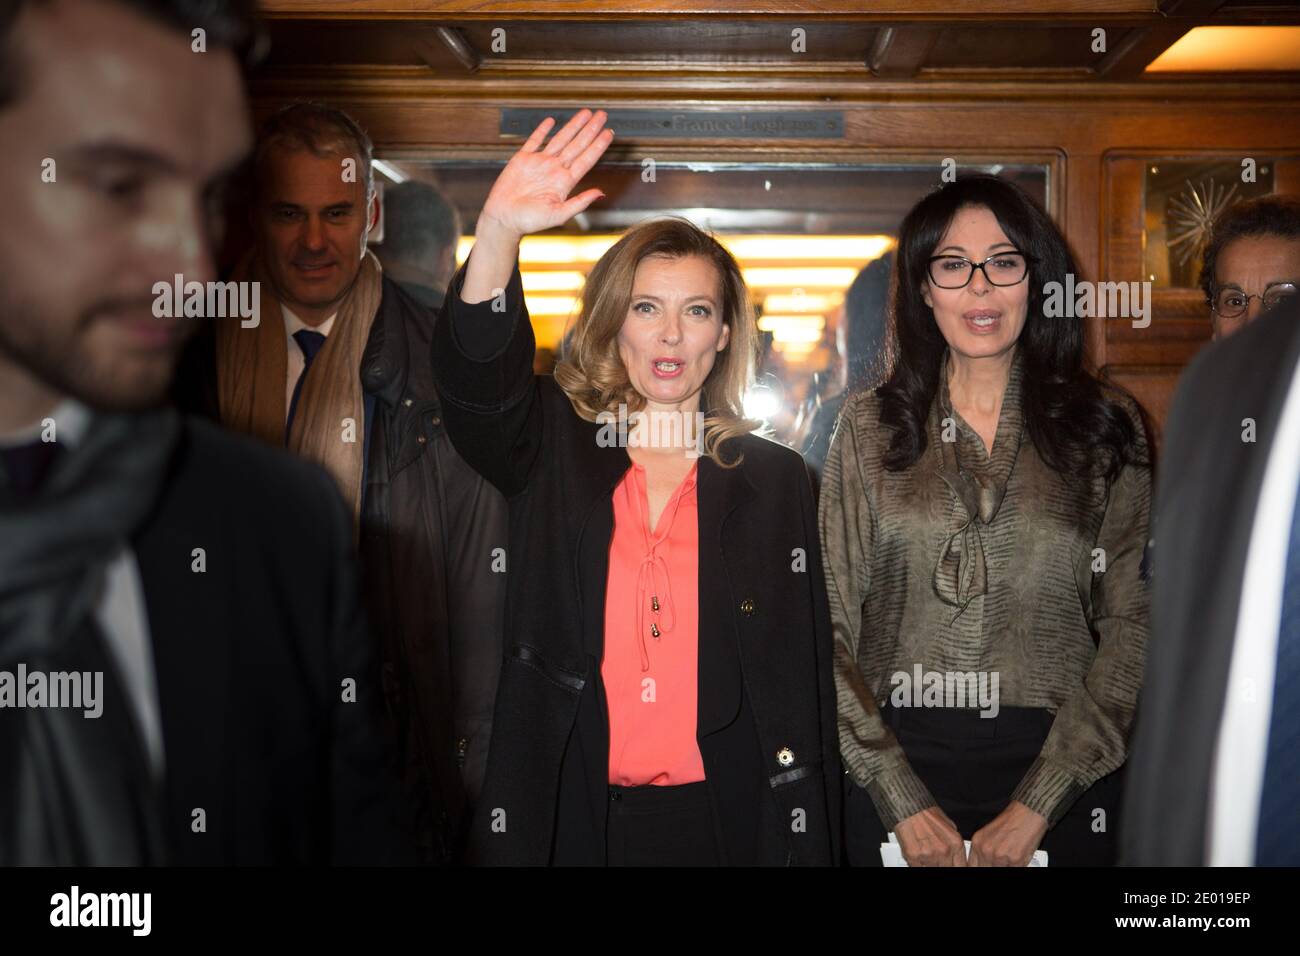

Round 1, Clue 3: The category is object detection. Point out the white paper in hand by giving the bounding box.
[879,832,1048,866]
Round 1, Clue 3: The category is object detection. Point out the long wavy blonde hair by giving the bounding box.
[553,217,761,467]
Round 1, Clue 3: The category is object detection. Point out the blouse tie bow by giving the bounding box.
[635,551,676,671]
[933,461,1008,613]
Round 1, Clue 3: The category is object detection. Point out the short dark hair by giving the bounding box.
[381,180,462,264]
[253,102,374,201]
[841,250,891,393]
[1200,194,1300,303]
[0,0,258,109]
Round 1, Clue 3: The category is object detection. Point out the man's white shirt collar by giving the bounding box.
[0,397,91,448]
[282,304,338,339]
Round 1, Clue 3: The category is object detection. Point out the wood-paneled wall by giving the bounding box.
[248,10,1300,441]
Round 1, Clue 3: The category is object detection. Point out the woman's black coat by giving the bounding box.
[431,263,841,865]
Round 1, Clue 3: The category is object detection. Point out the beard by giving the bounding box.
[0,290,184,414]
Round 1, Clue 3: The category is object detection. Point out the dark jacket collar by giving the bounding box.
[566,408,759,738]
[695,443,754,736]
[360,275,419,409]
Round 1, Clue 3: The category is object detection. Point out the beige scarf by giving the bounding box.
[215,250,383,528]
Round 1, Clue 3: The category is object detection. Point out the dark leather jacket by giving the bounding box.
[358,277,508,864]
[175,275,508,864]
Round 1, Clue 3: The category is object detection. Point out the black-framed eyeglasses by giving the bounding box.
[926,251,1031,289]
[1210,282,1298,319]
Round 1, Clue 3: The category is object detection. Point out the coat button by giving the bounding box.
[740,598,755,616]
[430,415,442,427]
[403,398,413,408]
[776,747,795,767]
[417,435,427,444]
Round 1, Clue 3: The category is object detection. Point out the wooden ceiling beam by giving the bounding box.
[256,1,1162,22]
[1095,0,1229,79]
[1095,24,1195,78]
[436,26,482,73]
[867,27,939,79]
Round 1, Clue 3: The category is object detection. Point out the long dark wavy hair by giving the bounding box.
[878,174,1142,483]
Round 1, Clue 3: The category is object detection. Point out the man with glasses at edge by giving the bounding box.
[1201,195,1300,340]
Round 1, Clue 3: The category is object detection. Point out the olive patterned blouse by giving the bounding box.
[818,350,1152,830]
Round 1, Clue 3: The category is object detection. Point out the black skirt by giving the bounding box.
[844,703,1125,866]
[605,781,721,866]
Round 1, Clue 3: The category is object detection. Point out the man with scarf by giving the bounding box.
[0,0,410,864]
[180,104,509,865]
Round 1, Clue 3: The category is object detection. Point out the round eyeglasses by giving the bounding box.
[927,252,1030,289]
[1210,282,1298,320]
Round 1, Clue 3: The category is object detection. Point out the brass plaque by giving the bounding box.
[500,108,844,140]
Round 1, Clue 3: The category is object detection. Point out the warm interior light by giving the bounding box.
[743,267,862,290]
[758,315,827,343]
[523,296,580,317]
[522,237,621,263]
[777,340,820,357]
[451,233,891,359]
[761,293,840,313]
[722,235,894,261]
[1145,26,1300,73]
[523,271,587,292]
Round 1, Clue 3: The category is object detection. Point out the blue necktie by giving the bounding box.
[1256,470,1300,865]
[285,329,327,441]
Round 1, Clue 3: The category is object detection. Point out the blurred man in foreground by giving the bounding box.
[1123,293,1300,865]
[0,0,410,864]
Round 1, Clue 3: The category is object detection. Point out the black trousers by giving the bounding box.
[844,704,1125,866]
[605,781,720,866]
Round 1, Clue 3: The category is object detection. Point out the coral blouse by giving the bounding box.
[601,458,706,786]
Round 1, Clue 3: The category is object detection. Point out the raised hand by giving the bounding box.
[479,109,614,238]
[462,108,614,303]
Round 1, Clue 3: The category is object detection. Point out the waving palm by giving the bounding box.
[480,109,615,238]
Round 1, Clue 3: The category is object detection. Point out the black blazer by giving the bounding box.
[1121,298,1300,865]
[132,417,413,864]
[432,264,841,865]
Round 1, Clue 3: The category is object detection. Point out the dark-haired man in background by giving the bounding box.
[0,0,410,864]
[377,179,461,309]
[800,251,891,488]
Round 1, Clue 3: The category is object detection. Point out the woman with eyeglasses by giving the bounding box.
[819,174,1153,866]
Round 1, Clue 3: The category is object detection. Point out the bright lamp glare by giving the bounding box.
[743,386,782,421]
